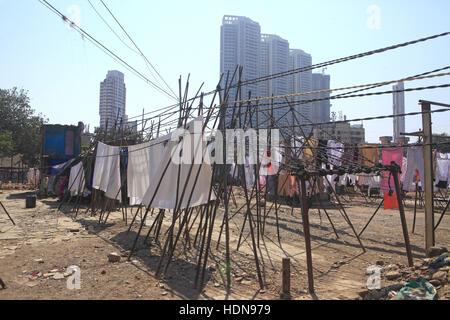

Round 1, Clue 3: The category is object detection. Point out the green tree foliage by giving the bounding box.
[434,132,450,154]
[0,88,47,166]
[0,131,13,156]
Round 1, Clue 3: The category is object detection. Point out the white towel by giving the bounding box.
[127,142,151,206]
[402,147,424,191]
[141,117,216,210]
[327,140,344,167]
[69,161,85,196]
[92,142,122,201]
[436,158,450,184]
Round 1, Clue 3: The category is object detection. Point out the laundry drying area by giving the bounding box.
[0,188,449,300]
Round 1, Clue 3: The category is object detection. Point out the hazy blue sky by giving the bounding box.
[1,0,449,142]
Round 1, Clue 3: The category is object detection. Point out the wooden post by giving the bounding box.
[391,162,414,267]
[300,176,314,294]
[420,101,435,253]
[412,183,418,233]
[281,257,291,298]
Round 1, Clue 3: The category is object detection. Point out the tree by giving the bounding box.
[0,88,47,166]
[0,131,13,156]
[434,132,450,154]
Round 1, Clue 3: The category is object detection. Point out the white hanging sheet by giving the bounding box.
[141,117,216,210]
[127,142,151,206]
[92,142,121,202]
[69,161,85,196]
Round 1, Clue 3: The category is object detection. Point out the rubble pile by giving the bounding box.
[361,247,450,300]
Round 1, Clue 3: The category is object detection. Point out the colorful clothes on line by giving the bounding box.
[384,192,399,209]
[381,147,403,194]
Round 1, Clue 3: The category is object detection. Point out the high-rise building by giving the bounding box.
[220,16,261,99]
[393,81,405,140]
[289,49,312,135]
[99,70,126,130]
[312,73,331,124]
[258,34,290,129]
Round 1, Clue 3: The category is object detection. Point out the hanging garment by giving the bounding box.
[361,145,380,167]
[341,144,354,168]
[127,142,151,206]
[92,142,121,201]
[304,138,318,159]
[327,140,344,167]
[384,192,399,209]
[402,147,425,192]
[400,156,407,182]
[381,147,403,194]
[367,174,381,196]
[436,158,450,185]
[59,177,69,197]
[27,168,40,185]
[141,117,216,210]
[68,161,85,196]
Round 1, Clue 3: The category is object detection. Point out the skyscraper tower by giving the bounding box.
[393,81,405,140]
[289,49,313,135]
[220,16,261,97]
[220,15,261,126]
[99,70,126,130]
[312,72,331,124]
[258,34,290,129]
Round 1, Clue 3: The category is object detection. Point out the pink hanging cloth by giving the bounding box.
[381,147,403,194]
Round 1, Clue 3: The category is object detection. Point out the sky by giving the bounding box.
[0,0,449,142]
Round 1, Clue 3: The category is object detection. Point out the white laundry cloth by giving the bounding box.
[92,142,122,201]
[141,117,216,210]
[368,174,381,195]
[127,142,151,206]
[327,140,344,167]
[402,147,424,192]
[436,158,450,184]
[27,168,40,185]
[68,161,85,196]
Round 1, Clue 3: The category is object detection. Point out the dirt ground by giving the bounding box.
[0,188,449,300]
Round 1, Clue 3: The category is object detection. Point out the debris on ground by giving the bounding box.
[362,248,449,300]
[395,278,437,300]
[107,252,121,263]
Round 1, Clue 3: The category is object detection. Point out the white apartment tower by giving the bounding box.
[258,34,290,129]
[312,73,331,124]
[289,49,313,135]
[220,15,261,126]
[393,81,405,140]
[99,70,126,130]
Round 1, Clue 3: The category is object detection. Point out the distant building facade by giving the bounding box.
[313,122,365,144]
[99,70,126,131]
[312,73,331,125]
[258,34,290,130]
[289,49,313,135]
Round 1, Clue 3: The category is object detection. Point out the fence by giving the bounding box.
[0,167,30,184]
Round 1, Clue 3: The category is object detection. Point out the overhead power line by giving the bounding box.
[99,0,178,100]
[127,30,450,121]
[38,0,178,101]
